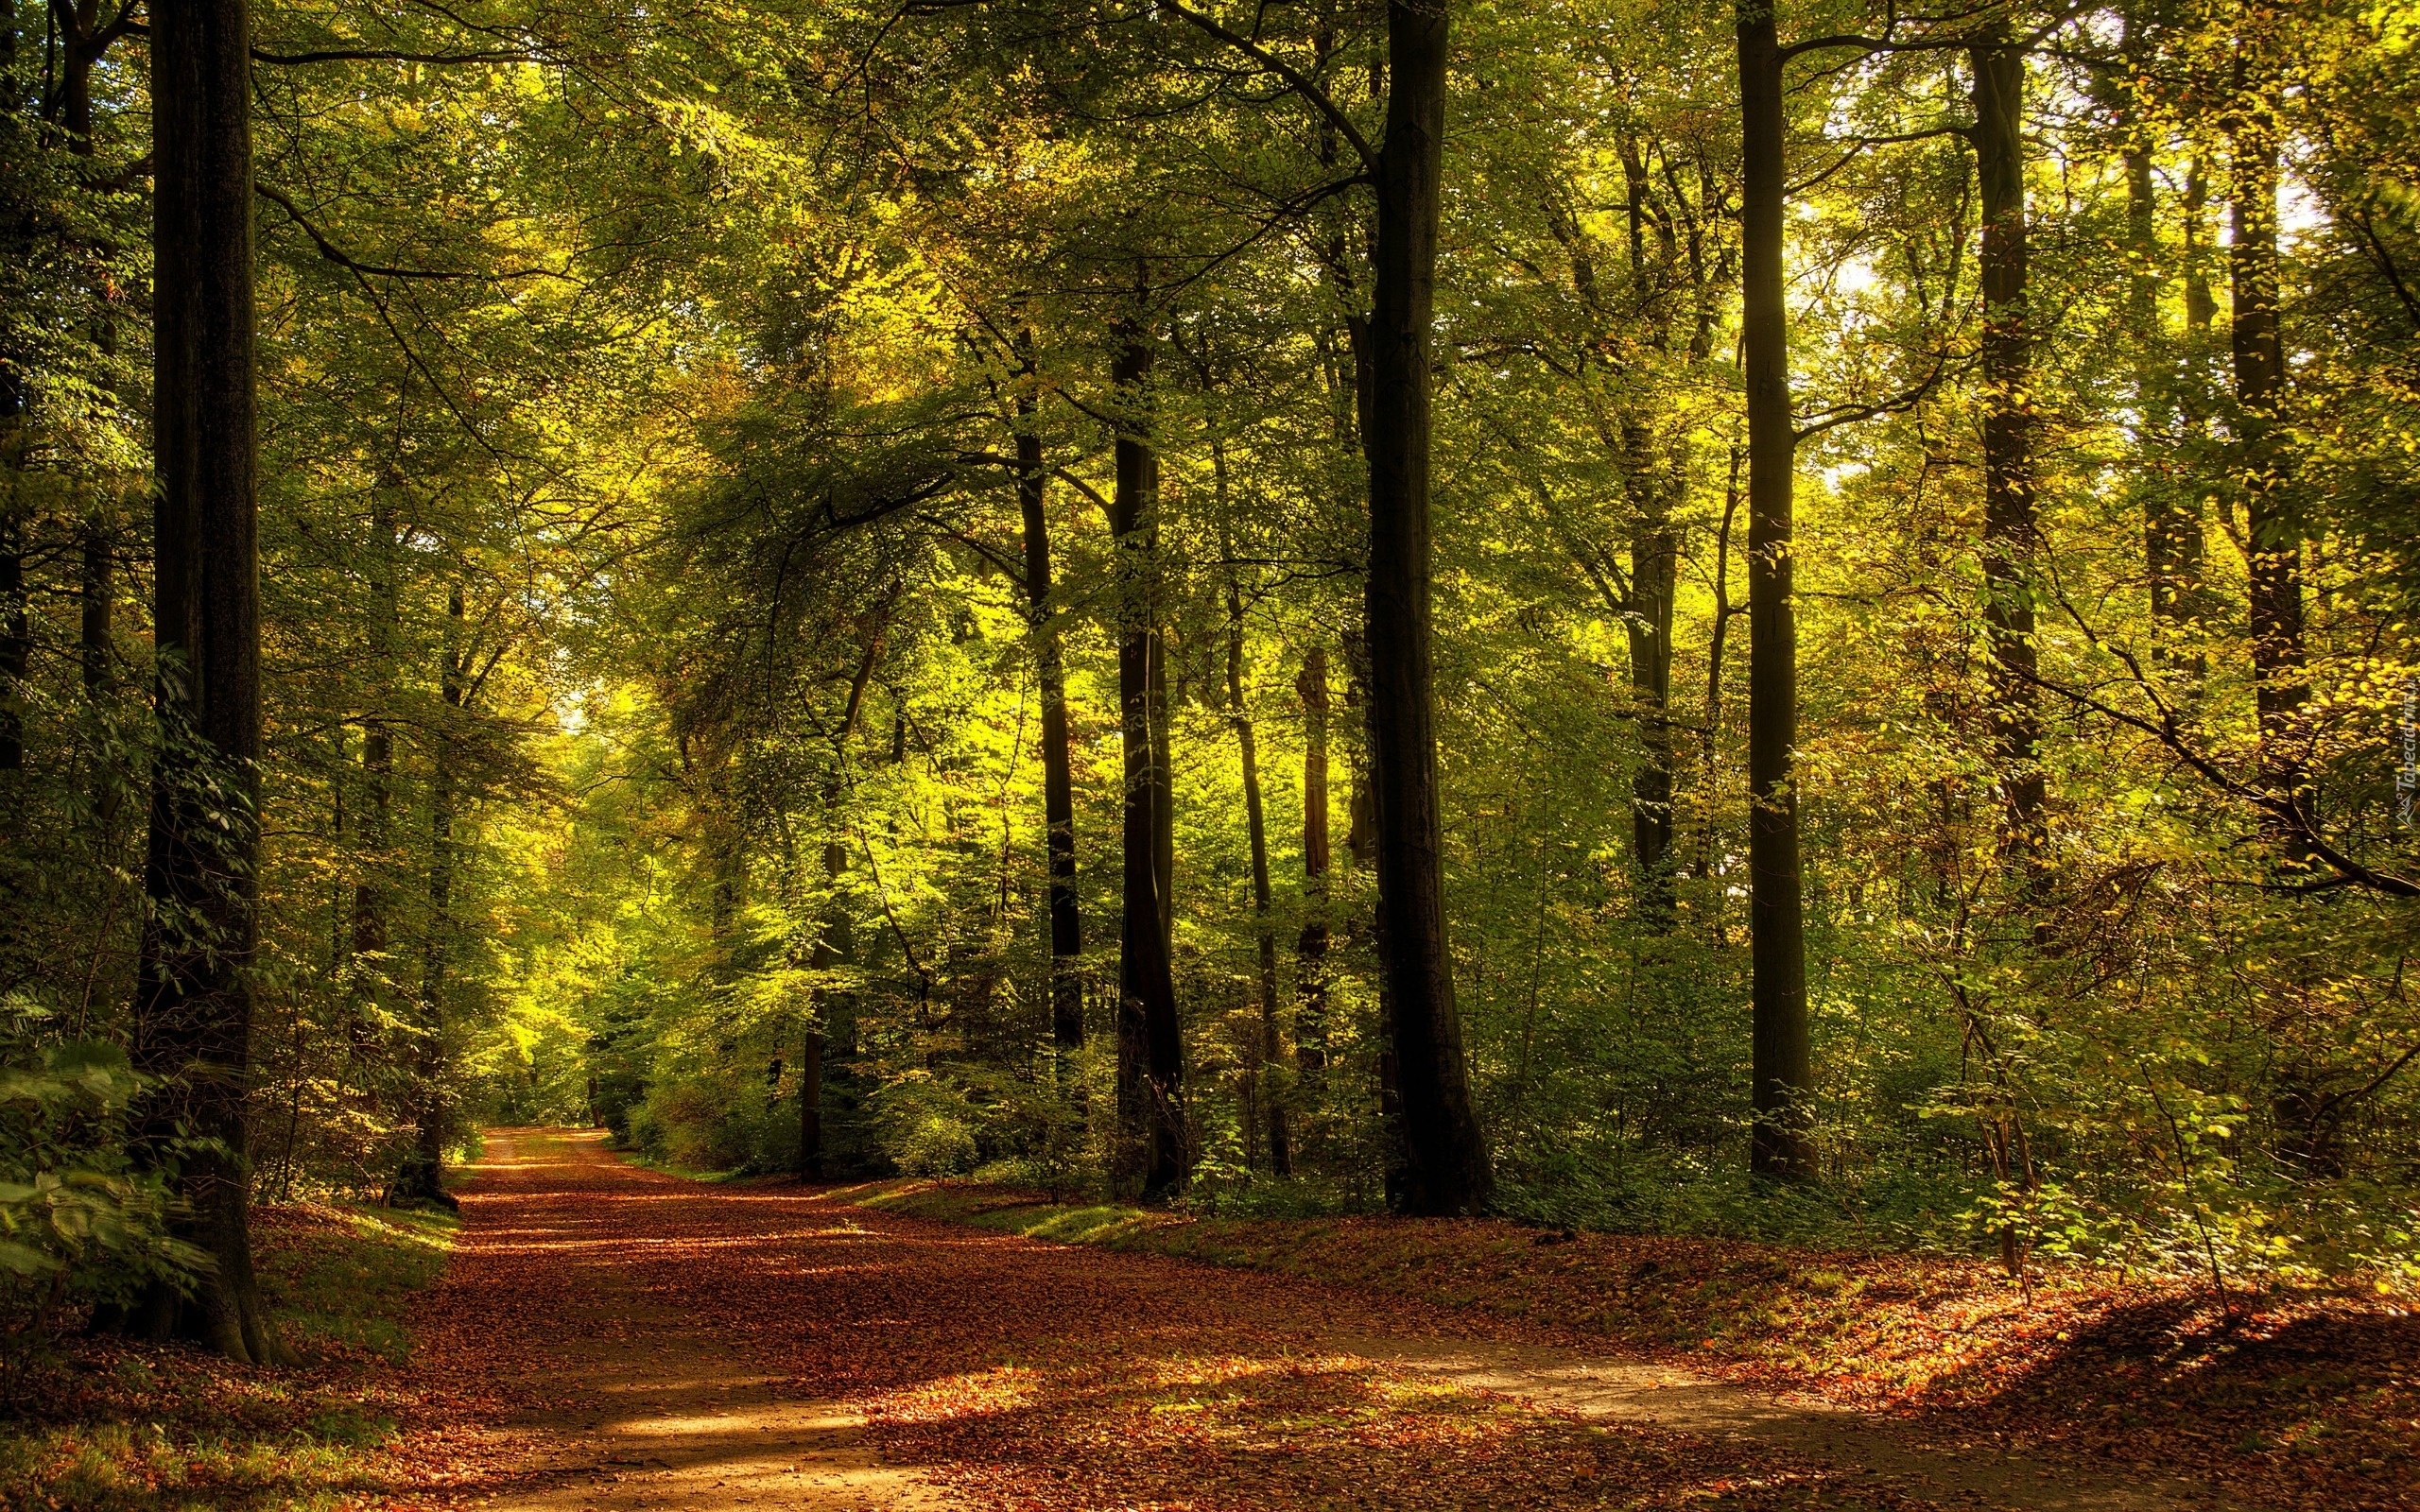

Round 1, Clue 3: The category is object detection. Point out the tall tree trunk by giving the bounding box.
[348,495,399,1055]
[0,507,20,773]
[800,829,850,1180]
[1737,0,1813,1180]
[394,581,462,1211]
[80,527,111,694]
[1340,633,1378,867]
[2123,25,2203,664]
[348,720,392,1040]
[1223,549,1289,1177]
[132,0,280,1361]
[1365,0,1491,1215]
[1697,448,1741,888]
[1110,332,1184,1198]
[1016,386,1084,1069]
[801,620,884,1178]
[1295,648,1332,1088]
[2184,161,2218,341]
[1973,27,2044,862]
[0,7,26,778]
[2231,60,2304,829]
[1625,432,1678,929]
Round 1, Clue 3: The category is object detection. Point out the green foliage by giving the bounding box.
[0,1000,206,1308]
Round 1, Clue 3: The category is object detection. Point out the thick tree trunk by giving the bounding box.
[2231,69,2304,824]
[1016,393,1084,1067]
[1972,28,2044,861]
[1295,648,1332,1087]
[1364,0,1490,1215]
[1110,333,1184,1198]
[133,0,281,1361]
[1737,0,1813,1180]
[1224,563,1289,1176]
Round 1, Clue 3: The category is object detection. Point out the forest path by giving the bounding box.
[421,1128,2238,1512]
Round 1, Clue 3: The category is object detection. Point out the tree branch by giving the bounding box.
[1161,1,1377,175]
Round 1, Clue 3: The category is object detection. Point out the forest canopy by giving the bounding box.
[4,0,2419,1351]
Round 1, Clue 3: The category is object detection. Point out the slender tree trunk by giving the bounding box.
[1224,558,1289,1176]
[801,831,850,1181]
[801,624,883,1178]
[1365,0,1490,1215]
[796,1002,825,1177]
[0,8,26,778]
[64,14,118,745]
[347,719,391,1046]
[1110,332,1184,1198]
[394,581,462,1211]
[1972,27,2044,861]
[2122,28,2203,663]
[1625,436,1678,929]
[348,497,398,1056]
[132,0,280,1362]
[80,528,111,694]
[1295,648,1332,1087]
[1016,388,1084,1068]
[1697,448,1741,886]
[2184,161,2218,341]
[2231,61,2304,827]
[0,507,20,772]
[1737,0,1813,1180]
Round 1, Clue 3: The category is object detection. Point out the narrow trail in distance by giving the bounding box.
[407,1128,2238,1512]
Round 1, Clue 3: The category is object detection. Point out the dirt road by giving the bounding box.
[409,1128,2233,1512]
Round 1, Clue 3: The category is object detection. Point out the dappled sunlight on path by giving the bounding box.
[416,1128,2245,1512]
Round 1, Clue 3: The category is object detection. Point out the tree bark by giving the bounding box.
[1016,386,1084,1068]
[348,495,399,1057]
[801,830,850,1181]
[1224,555,1289,1176]
[2230,60,2304,825]
[63,5,114,708]
[1110,331,1184,1198]
[2122,21,2203,663]
[133,0,281,1361]
[0,507,20,772]
[1295,647,1332,1087]
[393,580,461,1211]
[1972,26,2044,862]
[1738,0,1813,1180]
[1364,0,1491,1215]
[1625,434,1678,929]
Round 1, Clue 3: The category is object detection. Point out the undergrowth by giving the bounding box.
[0,1203,457,1512]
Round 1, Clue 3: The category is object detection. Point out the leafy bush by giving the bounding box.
[0,999,207,1318]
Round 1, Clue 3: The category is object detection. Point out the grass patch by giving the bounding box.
[618,1149,750,1183]
[0,1202,458,1512]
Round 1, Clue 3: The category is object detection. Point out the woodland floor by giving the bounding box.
[8,1128,2411,1512]
[415,1130,2308,1512]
